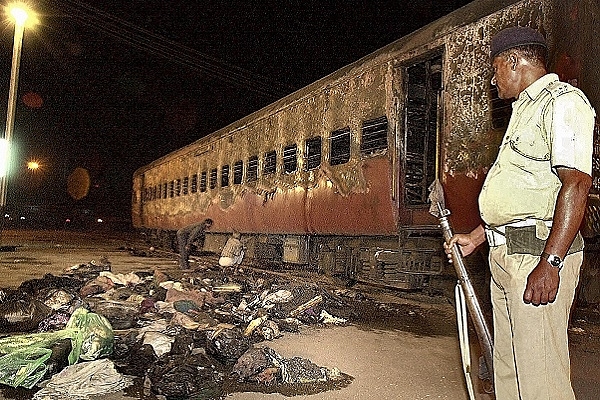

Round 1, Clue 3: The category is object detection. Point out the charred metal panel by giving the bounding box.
[442,0,544,178]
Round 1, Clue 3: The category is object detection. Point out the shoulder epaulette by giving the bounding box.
[545,80,574,98]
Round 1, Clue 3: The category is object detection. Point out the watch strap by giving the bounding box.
[540,251,564,269]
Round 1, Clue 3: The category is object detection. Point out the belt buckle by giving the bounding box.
[485,228,496,247]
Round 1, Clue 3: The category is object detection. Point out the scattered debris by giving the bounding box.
[0,254,355,398]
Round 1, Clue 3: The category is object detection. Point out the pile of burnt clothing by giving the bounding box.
[103,266,352,398]
[0,260,353,399]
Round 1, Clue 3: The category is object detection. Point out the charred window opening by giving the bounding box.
[233,160,243,184]
[182,176,189,195]
[163,183,167,199]
[283,144,297,173]
[305,136,322,170]
[490,85,512,130]
[330,128,351,166]
[191,174,198,193]
[404,54,441,206]
[221,165,230,187]
[200,171,207,192]
[361,116,388,156]
[247,156,258,182]
[264,150,277,175]
[169,181,175,198]
[210,168,218,190]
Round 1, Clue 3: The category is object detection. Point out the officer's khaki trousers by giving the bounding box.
[489,245,581,400]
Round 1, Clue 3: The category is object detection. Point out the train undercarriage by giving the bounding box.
[140,226,454,292]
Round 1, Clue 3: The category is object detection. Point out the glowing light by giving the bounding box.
[27,160,39,171]
[6,3,38,28]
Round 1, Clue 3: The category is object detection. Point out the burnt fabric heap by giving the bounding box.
[0,257,353,399]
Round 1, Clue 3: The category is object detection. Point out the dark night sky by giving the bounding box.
[0,0,473,224]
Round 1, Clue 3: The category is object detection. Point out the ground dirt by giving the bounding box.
[0,229,598,400]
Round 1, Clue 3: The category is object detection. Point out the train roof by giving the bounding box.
[134,0,524,175]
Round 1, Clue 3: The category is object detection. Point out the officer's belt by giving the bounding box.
[484,219,584,256]
[485,219,552,247]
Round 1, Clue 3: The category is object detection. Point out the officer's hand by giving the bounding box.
[523,261,560,306]
[443,233,478,263]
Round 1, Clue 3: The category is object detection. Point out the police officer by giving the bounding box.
[445,26,595,399]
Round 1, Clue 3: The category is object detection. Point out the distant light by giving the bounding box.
[97,218,103,223]
[20,216,25,220]
[0,139,8,177]
[4,213,9,218]
[27,160,39,171]
[10,6,27,25]
[6,3,38,28]
[65,218,71,223]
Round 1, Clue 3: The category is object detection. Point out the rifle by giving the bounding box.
[437,202,494,399]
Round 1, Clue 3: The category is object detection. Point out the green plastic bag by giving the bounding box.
[65,307,114,364]
[0,347,52,388]
[0,307,114,388]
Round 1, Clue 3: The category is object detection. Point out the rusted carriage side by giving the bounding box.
[132,0,600,291]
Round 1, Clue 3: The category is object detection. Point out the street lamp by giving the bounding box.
[0,3,37,209]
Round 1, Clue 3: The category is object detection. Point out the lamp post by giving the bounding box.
[0,4,34,210]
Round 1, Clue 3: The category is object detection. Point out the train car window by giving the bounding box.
[233,160,243,184]
[200,171,207,192]
[191,174,198,193]
[247,156,258,182]
[283,144,297,173]
[264,150,277,175]
[210,168,218,189]
[169,181,175,198]
[404,54,442,206]
[361,116,388,156]
[163,182,167,199]
[175,179,181,196]
[305,136,322,170]
[330,128,351,166]
[182,177,189,195]
[221,165,230,187]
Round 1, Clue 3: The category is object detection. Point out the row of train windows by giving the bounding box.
[143,116,388,201]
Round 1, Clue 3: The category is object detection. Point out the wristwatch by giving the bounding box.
[541,251,564,270]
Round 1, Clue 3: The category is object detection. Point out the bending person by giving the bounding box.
[177,218,213,269]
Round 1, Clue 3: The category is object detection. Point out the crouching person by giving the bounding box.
[219,231,245,267]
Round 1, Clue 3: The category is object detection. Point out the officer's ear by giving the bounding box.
[508,52,519,71]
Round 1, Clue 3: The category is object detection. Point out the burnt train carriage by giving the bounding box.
[132,0,600,291]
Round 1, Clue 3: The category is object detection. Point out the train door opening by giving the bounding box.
[387,53,445,289]
[403,54,442,207]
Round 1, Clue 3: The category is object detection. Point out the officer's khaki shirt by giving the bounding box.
[479,73,595,227]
